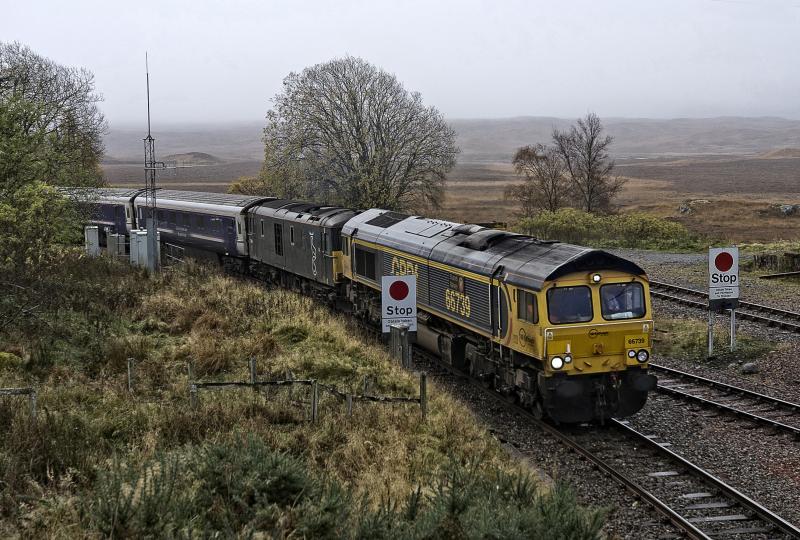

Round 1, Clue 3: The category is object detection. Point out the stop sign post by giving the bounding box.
[382,275,417,333]
[707,247,739,356]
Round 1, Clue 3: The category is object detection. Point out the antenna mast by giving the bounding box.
[143,52,165,273]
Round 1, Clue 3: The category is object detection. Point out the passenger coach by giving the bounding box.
[132,190,272,261]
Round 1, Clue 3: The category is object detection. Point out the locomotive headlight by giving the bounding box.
[550,356,564,370]
[563,354,573,364]
[591,273,602,283]
[627,350,636,359]
[636,349,649,363]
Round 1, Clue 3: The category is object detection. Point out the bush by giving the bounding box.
[515,208,702,251]
[85,440,604,539]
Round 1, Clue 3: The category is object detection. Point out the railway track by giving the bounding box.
[650,363,800,438]
[241,270,800,538]
[413,349,800,539]
[649,280,800,333]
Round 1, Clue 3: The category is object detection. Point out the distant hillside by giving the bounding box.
[103,117,800,164]
[103,122,264,162]
[450,117,800,161]
[163,152,223,165]
[759,147,800,159]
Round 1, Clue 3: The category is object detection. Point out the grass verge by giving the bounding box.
[0,253,605,538]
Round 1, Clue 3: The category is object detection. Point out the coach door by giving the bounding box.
[247,214,258,260]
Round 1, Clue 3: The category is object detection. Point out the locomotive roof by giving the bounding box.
[251,200,357,228]
[344,209,645,290]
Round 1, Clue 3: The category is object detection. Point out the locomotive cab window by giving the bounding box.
[354,247,376,280]
[342,237,350,256]
[260,220,264,237]
[290,226,295,245]
[517,290,538,323]
[600,283,645,320]
[547,286,592,324]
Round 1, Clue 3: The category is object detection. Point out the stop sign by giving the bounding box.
[381,275,417,333]
[708,247,739,306]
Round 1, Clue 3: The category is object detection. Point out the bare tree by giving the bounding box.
[505,144,570,217]
[552,113,624,213]
[258,57,459,211]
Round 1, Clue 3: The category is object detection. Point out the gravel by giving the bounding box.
[416,360,684,540]
[627,392,800,529]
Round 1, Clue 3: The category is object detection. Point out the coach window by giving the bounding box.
[517,290,538,323]
[196,215,204,228]
[274,224,283,255]
[601,283,645,320]
[354,247,376,280]
[168,212,176,225]
[260,220,264,237]
[290,226,295,245]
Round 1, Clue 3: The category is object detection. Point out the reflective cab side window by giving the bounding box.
[517,290,538,323]
[354,246,376,280]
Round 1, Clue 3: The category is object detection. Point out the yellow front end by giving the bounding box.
[541,271,652,374]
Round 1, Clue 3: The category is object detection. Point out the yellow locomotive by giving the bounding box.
[341,210,656,423]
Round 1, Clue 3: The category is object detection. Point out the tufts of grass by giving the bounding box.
[0,253,605,537]
[655,317,773,364]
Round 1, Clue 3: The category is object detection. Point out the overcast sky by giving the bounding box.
[3,0,799,125]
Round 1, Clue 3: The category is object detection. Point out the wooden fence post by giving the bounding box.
[419,372,427,419]
[29,390,37,420]
[190,384,198,410]
[311,380,319,423]
[249,357,257,393]
[127,357,135,393]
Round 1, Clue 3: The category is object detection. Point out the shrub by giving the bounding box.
[515,208,702,251]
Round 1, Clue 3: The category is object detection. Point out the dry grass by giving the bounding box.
[0,255,603,537]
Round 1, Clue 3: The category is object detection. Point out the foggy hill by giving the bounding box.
[162,152,223,165]
[103,122,264,162]
[449,116,800,161]
[103,117,800,164]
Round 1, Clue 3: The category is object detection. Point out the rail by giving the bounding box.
[415,348,800,539]
[650,363,800,437]
[649,280,800,333]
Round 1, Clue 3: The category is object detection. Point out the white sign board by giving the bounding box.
[381,275,417,333]
[708,247,739,301]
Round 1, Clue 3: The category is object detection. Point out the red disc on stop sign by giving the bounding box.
[714,252,733,272]
[389,280,409,300]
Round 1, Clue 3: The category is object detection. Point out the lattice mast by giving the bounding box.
[143,53,164,273]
